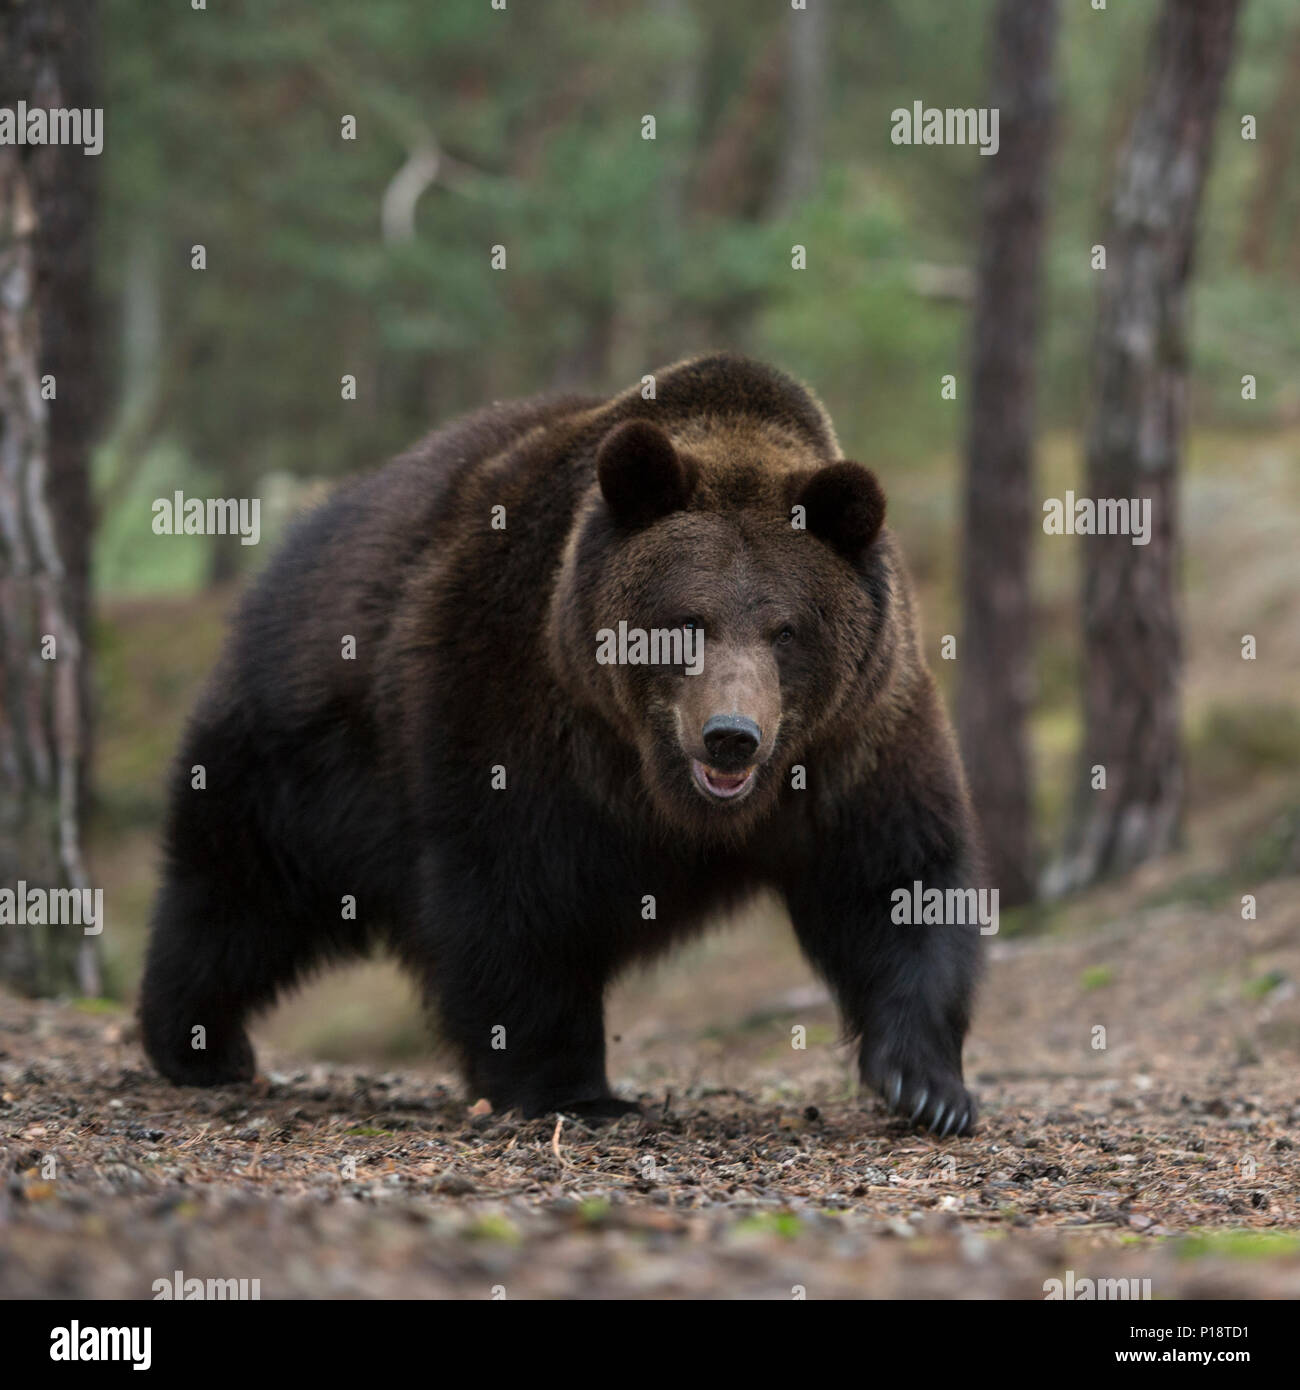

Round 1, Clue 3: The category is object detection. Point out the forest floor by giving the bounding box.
[3,796,1300,1299]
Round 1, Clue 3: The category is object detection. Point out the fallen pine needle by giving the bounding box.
[551,1116,571,1167]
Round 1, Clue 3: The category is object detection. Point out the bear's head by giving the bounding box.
[550,404,900,841]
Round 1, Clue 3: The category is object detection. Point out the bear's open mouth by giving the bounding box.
[691,759,757,801]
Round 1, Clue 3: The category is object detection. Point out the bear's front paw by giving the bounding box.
[866,1061,976,1138]
[511,1089,643,1122]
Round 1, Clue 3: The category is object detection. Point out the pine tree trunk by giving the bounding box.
[1237,24,1300,273]
[957,0,1061,908]
[0,4,100,996]
[24,0,102,807]
[1052,0,1242,895]
[765,0,828,220]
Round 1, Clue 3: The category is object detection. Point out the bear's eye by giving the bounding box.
[774,625,795,646]
[678,616,705,632]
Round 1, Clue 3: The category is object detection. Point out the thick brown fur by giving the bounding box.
[139,354,984,1134]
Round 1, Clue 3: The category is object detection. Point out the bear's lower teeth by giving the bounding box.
[693,760,755,799]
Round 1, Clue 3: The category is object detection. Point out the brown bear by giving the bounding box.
[138,354,983,1136]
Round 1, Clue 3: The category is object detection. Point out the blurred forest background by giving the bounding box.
[3,0,1299,1060]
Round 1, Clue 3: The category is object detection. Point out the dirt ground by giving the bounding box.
[3,813,1299,1299]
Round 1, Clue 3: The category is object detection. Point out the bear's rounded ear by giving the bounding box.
[793,461,886,560]
[596,419,695,528]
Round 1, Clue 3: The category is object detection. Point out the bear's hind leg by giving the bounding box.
[139,861,356,1087]
[139,698,387,1086]
[140,868,258,1084]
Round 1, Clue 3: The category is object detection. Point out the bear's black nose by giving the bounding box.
[702,714,761,769]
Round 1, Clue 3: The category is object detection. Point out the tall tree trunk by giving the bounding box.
[0,147,98,996]
[1237,24,1300,273]
[26,0,101,806]
[691,29,785,350]
[0,2,100,995]
[1051,0,1242,895]
[765,0,829,220]
[957,0,1060,909]
[646,0,704,365]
